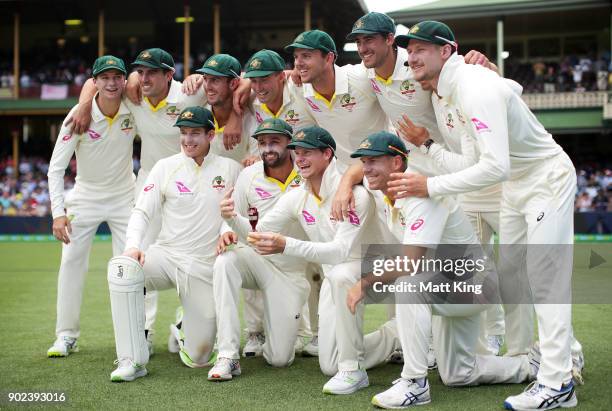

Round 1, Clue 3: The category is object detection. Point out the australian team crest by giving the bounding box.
[212,175,226,191]
[400,80,416,97]
[166,106,179,118]
[446,113,454,129]
[284,109,300,126]
[290,173,302,188]
[120,117,133,132]
[340,94,357,112]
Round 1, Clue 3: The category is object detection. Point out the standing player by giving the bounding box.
[108,106,241,381]
[346,132,536,408]
[248,126,399,395]
[389,21,580,409]
[46,56,136,357]
[208,118,310,380]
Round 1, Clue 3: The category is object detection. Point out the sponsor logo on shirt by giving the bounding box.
[285,110,300,126]
[305,98,321,112]
[410,218,424,231]
[347,210,360,226]
[255,112,264,124]
[400,80,416,97]
[456,109,466,124]
[399,211,406,227]
[445,113,454,129]
[61,134,72,142]
[87,129,101,140]
[471,117,490,133]
[537,212,545,222]
[370,79,382,94]
[121,118,133,132]
[340,94,357,112]
[166,106,179,118]
[144,183,155,192]
[175,180,192,194]
[255,187,272,199]
[212,175,226,191]
[302,210,316,225]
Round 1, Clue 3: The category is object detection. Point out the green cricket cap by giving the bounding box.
[251,118,293,139]
[350,131,408,158]
[131,48,175,70]
[92,55,127,77]
[196,54,241,78]
[174,106,216,129]
[395,20,456,49]
[346,12,396,40]
[284,30,337,56]
[287,126,336,151]
[244,50,286,78]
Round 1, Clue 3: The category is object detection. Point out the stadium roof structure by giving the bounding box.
[388,0,610,21]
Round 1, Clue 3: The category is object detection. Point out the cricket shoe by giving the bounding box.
[168,306,184,354]
[503,381,577,410]
[487,334,505,356]
[387,349,404,365]
[47,336,78,358]
[294,335,309,355]
[242,332,265,357]
[110,358,147,382]
[208,357,241,381]
[303,335,319,357]
[323,369,369,395]
[427,346,437,370]
[371,377,431,408]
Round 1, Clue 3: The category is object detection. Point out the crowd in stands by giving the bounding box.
[576,163,612,213]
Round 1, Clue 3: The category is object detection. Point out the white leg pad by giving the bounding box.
[107,256,149,366]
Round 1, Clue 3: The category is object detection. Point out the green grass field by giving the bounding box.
[1,241,611,410]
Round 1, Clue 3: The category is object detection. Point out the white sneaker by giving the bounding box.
[146,330,154,356]
[168,307,183,354]
[47,336,78,357]
[110,358,148,382]
[208,357,241,381]
[303,335,319,357]
[503,381,577,410]
[427,346,437,370]
[372,377,431,408]
[322,369,369,395]
[487,334,505,356]
[387,348,404,364]
[242,332,264,357]
[294,335,309,355]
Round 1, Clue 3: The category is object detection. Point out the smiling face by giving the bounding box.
[250,72,285,105]
[406,39,452,83]
[294,146,332,180]
[293,49,333,84]
[135,66,172,99]
[93,70,125,100]
[354,33,394,69]
[180,126,214,162]
[256,134,291,168]
[203,74,237,107]
[360,155,405,191]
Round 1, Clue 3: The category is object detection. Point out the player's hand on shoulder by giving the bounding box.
[220,187,236,219]
[52,215,72,244]
[464,50,498,74]
[217,231,238,255]
[182,74,203,95]
[125,72,142,105]
[387,172,429,199]
[123,247,145,265]
[241,155,260,167]
[65,103,92,135]
[247,232,286,255]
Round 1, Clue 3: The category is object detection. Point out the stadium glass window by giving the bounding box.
[528,38,560,58]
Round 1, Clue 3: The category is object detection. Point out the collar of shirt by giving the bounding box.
[367,47,412,83]
[302,64,349,103]
[143,79,182,111]
[180,150,217,170]
[436,52,463,99]
[303,158,341,204]
[91,92,131,125]
[253,82,292,118]
[257,160,301,192]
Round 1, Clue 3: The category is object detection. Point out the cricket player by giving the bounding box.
[46,56,136,357]
[207,118,310,380]
[248,126,399,395]
[346,132,537,408]
[243,49,321,356]
[107,106,241,381]
[389,21,580,409]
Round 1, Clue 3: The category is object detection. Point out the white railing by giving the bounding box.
[522,91,609,110]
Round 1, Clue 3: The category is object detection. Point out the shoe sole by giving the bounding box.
[111,368,148,383]
[208,370,240,382]
[47,347,78,358]
[323,378,369,395]
[503,397,578,411]
[371,396,431,409]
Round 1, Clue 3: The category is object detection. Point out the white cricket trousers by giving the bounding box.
[397,301,531,386]
[213,246,310,366]
[318,260,399,376]
[499,151,578,389]
[55,195,131,338]
[143,245,216,365]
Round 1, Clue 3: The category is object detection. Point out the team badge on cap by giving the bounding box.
[208,59,218,67]
[106,59,116,65]
[410,25,419,33]
[181,111,194,120]
[294,130,305,140]
[250,59,262,69]
[354,19,364,29]
[140,51,151,59]
[359,140,371,149]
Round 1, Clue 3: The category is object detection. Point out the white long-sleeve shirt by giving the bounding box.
[48,96,136,219]
[427,53,563,198]
[252,80,316,131]
[258,159,390,269]
[124,79,206,174]
[224,160,307,275]
[125,152,241,268]
[299,64,390,166]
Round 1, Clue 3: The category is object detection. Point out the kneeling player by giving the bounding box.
[107,107,240,381]
[347,132,537,408]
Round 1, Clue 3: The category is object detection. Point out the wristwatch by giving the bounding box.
[419,138,434,154]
